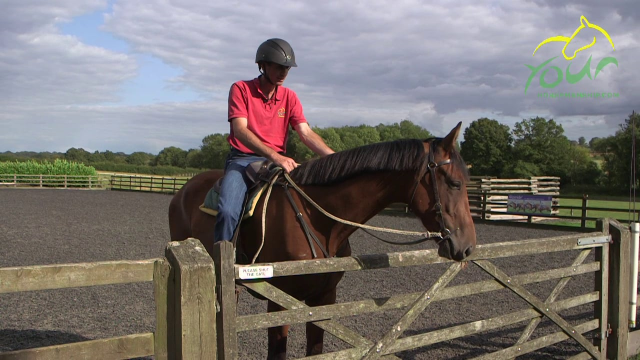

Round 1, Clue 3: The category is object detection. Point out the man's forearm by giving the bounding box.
[235,128,279,160]
[302,132,334,156]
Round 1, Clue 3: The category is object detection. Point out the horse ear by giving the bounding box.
[442,121,462,152]
[580,15,589,27]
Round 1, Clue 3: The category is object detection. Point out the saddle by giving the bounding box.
[199,160,282,220]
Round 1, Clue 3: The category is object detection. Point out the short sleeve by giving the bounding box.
[287,91,307,127]
[228,83,248,121]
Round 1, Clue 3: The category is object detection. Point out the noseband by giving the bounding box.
[407,140,453,241]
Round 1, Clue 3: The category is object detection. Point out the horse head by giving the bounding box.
[533,16,614,61]
[408,122,476,261]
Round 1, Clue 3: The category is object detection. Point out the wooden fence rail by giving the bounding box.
[109,174,191,194]
[0,174,106,189]
[0,239,217,360]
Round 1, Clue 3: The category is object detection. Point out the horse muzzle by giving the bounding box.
[437,234,475,261]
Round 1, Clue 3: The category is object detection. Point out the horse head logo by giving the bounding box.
[533,15,615,60]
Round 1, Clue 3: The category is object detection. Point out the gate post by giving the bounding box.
[594,219,609,357]
[166,238,217,360]
[608,219,631,360]
[213,241,238,360]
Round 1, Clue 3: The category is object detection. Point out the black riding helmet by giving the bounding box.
[255,38,297,68]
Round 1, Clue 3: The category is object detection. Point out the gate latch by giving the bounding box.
[577,235,611,246]
[600,323,612,339]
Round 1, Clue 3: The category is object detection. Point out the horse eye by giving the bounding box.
[448,180,462,190]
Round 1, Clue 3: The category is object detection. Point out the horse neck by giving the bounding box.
[301,170,415,236]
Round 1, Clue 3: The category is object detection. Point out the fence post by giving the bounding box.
[607,219,631,360]
[89,176,92,189]
[153,257,174,360]
[581,194,589,229]
[39,174,43,188]
[162,177,165,193]
[64,175,67,188]
[14,174,16,188]
[213,241,238,360]
[165,238,217,360]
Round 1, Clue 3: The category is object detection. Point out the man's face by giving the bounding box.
[263,62,291,86]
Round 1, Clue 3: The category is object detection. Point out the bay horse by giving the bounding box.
[168,122,476,359]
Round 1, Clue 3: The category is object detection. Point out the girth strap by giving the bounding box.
[282,183,331,259]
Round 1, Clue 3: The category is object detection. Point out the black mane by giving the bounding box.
[290,138,469,185]
[290,139,427,185]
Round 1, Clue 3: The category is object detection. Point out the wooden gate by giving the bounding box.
[212,218,630,359]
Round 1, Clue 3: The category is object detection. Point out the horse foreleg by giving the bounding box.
[267,300,289,360]
[305,287,337,356]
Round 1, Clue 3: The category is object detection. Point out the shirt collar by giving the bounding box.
[253,76,282,101]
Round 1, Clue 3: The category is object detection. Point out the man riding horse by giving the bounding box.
[214,38,335,243]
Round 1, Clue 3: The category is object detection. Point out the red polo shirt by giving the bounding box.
[227,77,307,154]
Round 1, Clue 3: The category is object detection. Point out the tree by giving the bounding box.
[601,111,640,189]
[155,146,187,167]
[336,127,366,150]
[459,118,513,177]
[589,137,602,150]
[511,117,572,179]
[186,149,204,169]
[65,148,90,164]
[315,127,345,152]
[200,134,229,170]
[127,152,154,166]
[398,120,432,139]
[88,150,106,163]
[566,145,603,185]
[502,160,541,178]
[578,136,587,147]
[376,123,403,142]
[103,150,126,164]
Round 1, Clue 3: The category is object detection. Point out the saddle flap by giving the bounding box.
[246,160,280,184]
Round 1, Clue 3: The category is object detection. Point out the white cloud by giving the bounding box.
[0,1,137,108]
[1,0,638,153]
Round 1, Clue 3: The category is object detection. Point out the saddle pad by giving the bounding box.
[199,182,269,220]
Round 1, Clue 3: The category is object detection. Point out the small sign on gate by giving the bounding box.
[238,265,274,279]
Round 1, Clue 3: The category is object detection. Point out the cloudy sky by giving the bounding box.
[1,0,638,154]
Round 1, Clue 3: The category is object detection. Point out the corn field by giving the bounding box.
[0,160,98,187]
[0,159,97,176]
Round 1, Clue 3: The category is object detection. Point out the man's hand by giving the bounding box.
[271,153,299,173]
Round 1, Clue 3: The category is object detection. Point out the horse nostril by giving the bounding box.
[464,246,474,258]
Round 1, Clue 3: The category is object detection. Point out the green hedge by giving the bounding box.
[91,162,205,176]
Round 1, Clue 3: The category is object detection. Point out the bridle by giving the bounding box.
[406,140,454,241]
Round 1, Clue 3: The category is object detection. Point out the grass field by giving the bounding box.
[553,198,640,228]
